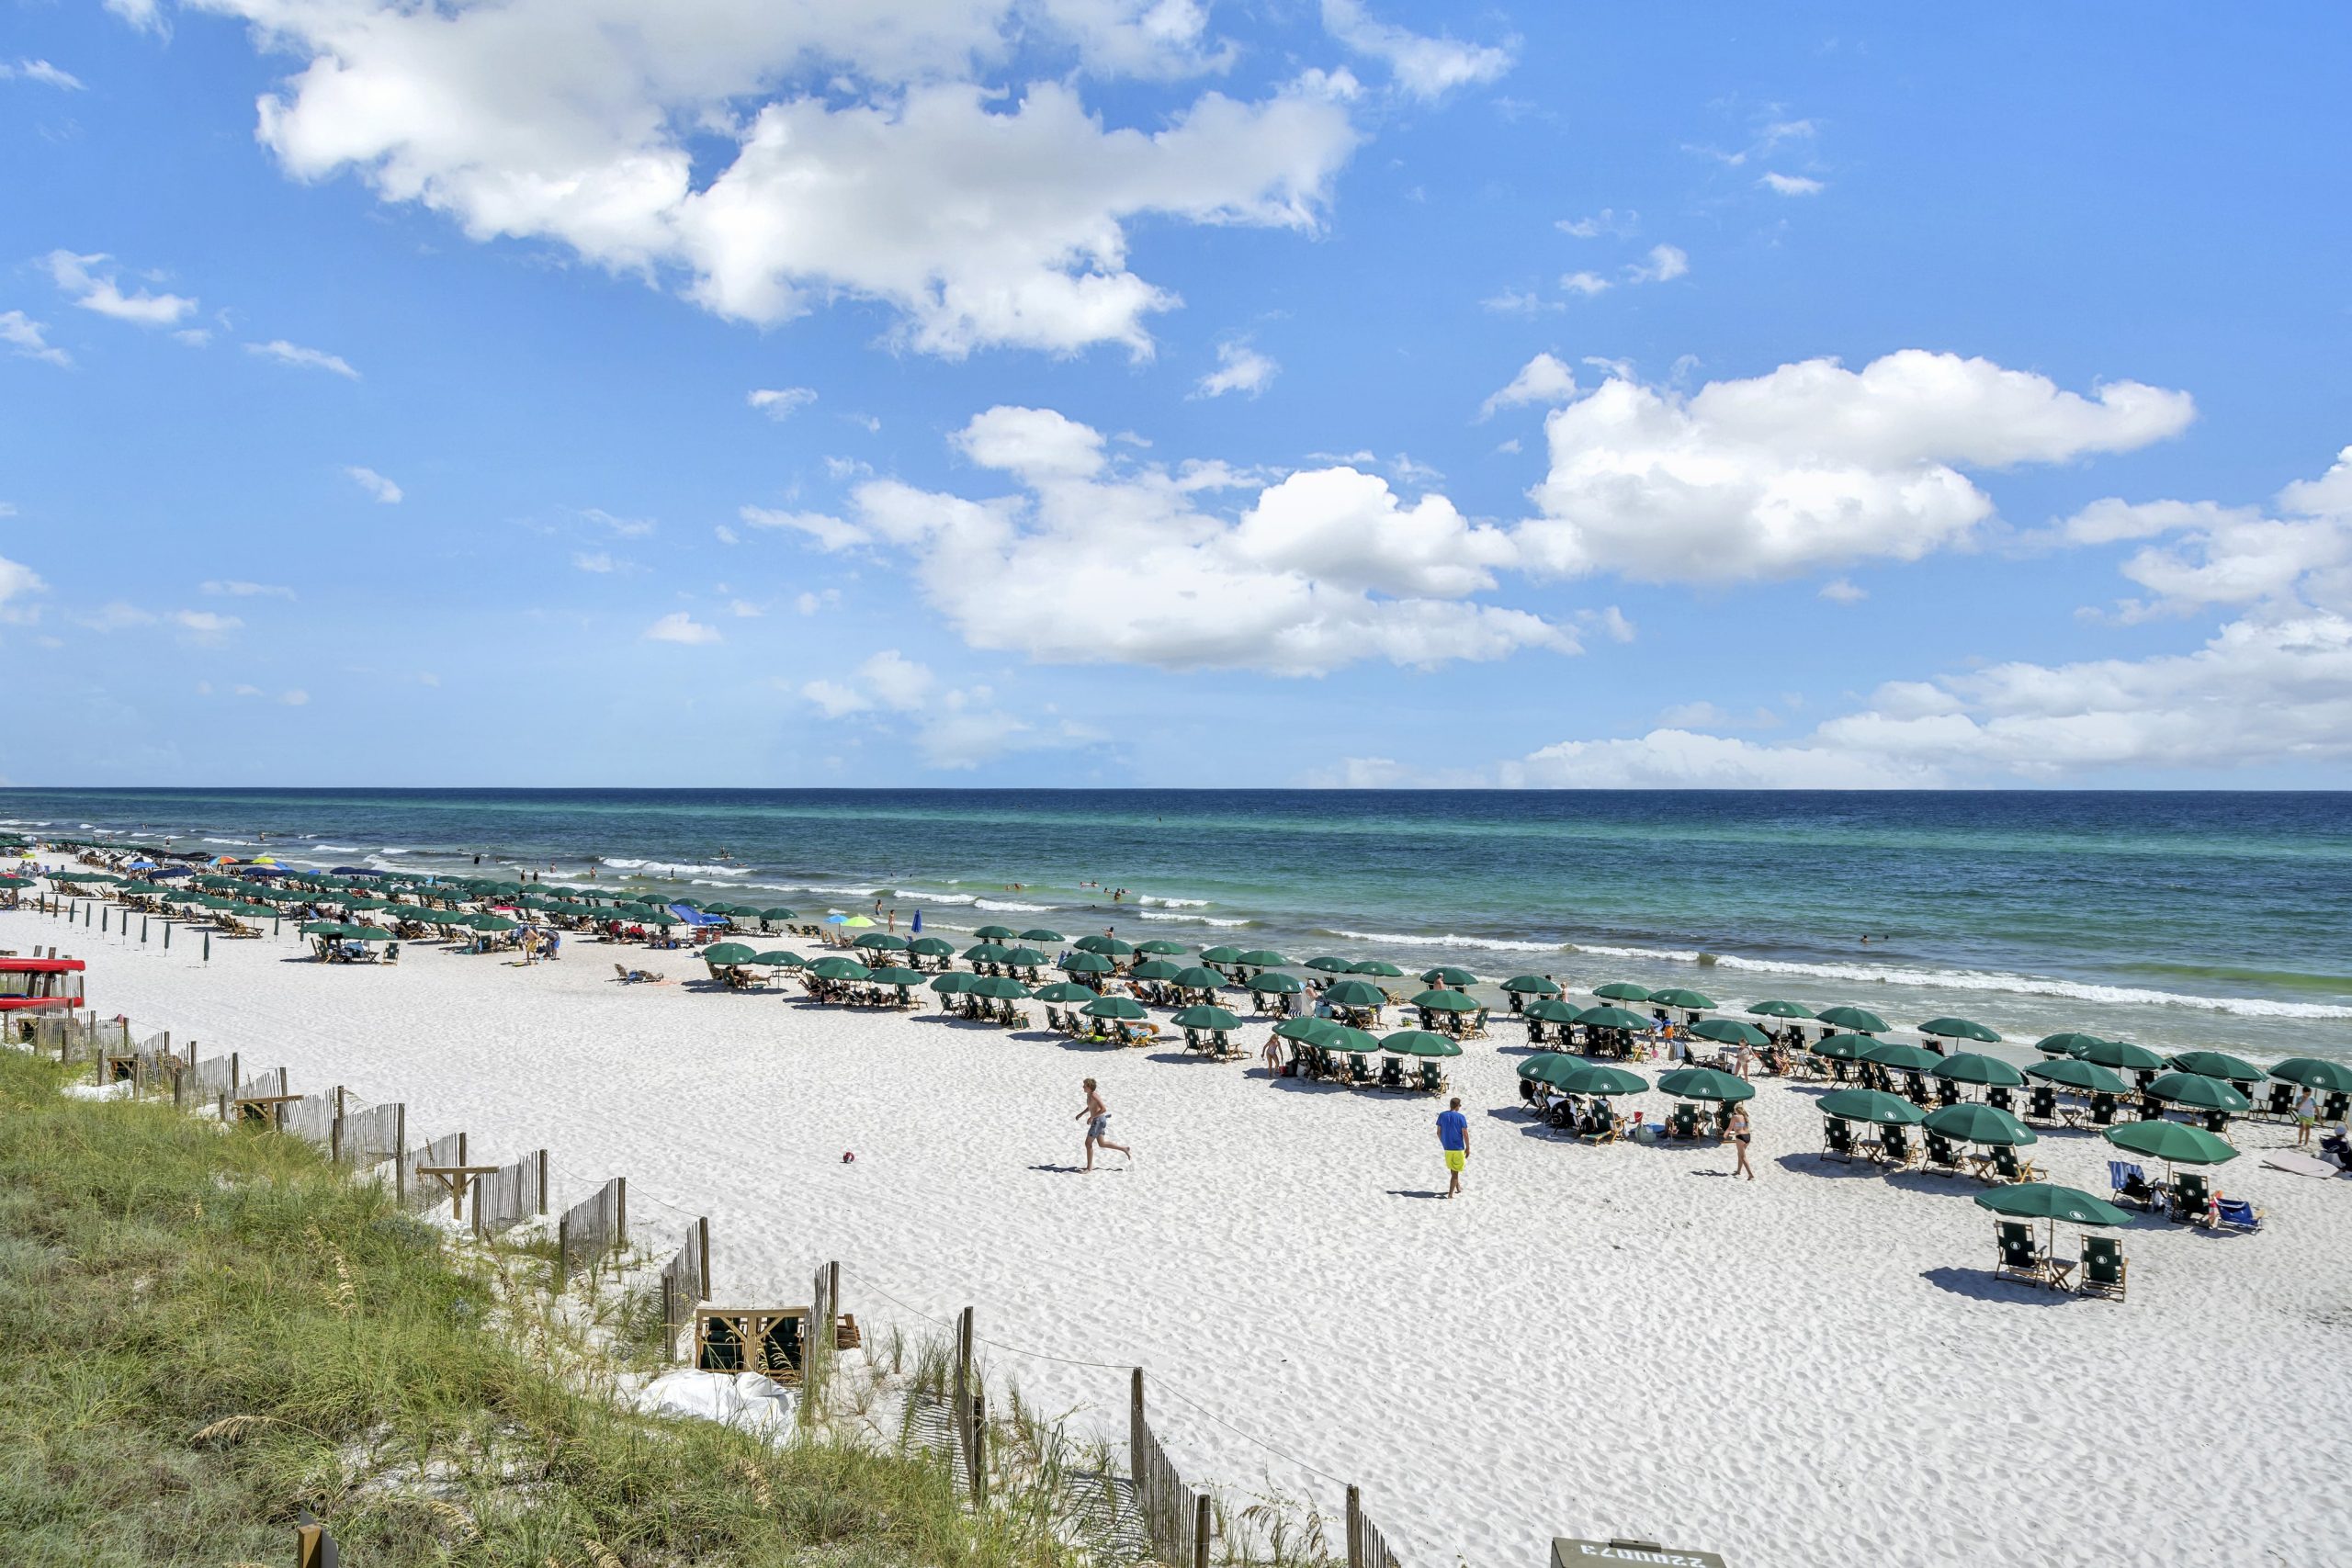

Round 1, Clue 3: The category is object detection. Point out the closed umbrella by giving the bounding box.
[1816,1005,1890,1034]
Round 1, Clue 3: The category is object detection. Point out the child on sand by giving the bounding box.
[1077,1078,1132,1171]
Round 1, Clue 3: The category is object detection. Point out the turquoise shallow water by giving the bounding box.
[6,787,2349,1057]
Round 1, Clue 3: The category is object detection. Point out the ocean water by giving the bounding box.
[7,787,2349,1059]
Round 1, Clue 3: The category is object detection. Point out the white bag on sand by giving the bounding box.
[636,1369,796,1431]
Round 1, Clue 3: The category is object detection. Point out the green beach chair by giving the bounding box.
[1995,1221,2052,1287]
[2078,1235,2127,1301]
[2169,1171,2211,1223]
[1822,1117,1855,1162]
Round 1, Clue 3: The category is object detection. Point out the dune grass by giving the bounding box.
[0,1049,1096,1567]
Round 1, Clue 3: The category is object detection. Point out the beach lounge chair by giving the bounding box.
[2263,1083,2295,1120]
[1822,1117,1856,1163]
[2026,1086,2057,1123]
[1419,1061,1446,1094]
[2325,1091,2350,1122]
[2213,1197,2264,1233]
[1987,1086,2016,1114]
[1347,1055,1374,1086]
[2108,1160,2158,1210]
[614,963,659,985]
[2169,1171,2211,1223]
[1378,1056,1406,1089]
[1995,1222,2053,1288]
[2088,1093,2118,1126]
[1876,1126,1917,1169]
[1924,1131,1964,1176]
[1668,1105,1701,1141]
[1988,1145,2041,1184]
[2077,1235,2127,1301]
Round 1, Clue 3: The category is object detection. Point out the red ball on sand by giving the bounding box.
[842,1151,855,1164]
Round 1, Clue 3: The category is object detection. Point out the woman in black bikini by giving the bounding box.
[1726,1105,1755,1181]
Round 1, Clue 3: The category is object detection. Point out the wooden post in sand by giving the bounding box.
[1193,1493,1212,1568]
[537,1149,550,1215]
[1345,1485,1363,1568]
[954,1305,977,1503]
[1130,1369,1146,1495]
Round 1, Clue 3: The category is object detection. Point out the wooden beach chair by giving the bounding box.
[1923,1131,1965,1177]
[1994,1222,2054,1288]
[2107,1159,2157,1211]
[2077,1236,2127,1301]
[694,1306,810,1382]
[2168,1171,2211,1224]
[1822,1117,1856,1162]
[1988,1145,2042,1184]
[1875,1125,1917,1169]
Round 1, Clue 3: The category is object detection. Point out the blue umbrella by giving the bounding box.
[912,909,922,933]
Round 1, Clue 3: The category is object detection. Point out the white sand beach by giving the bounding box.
[9,899,2347,1568]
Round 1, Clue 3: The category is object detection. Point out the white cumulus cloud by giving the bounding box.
[1193,339,1278,399]
[1,310,71,367]
[45,251,197,326]
[345,465,401,502]
[749,387,817,420]
[1320,0,1514,98]
[247,339,359,378]
[1480,352,1576,418]
[1760,172,1824,196]
[644,611,720,644]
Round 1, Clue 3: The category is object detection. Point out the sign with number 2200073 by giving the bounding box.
[1553,1540,1728,1568]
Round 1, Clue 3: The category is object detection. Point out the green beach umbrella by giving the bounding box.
[1747,999,1815,1020]
[964,942,1012,964]
[1413,988,1479,1013]
[2164,1050,2262,1084]
[1320,1024,1384,1055]
[634,908,681,926]
[1974,1183,2132,1229]
[1060,952,1114,975]
[1933,1052,2027,1088]
[1075,934,1136,957]
[1249,971,1305,994]
[1500,975,1562,996]
[1001,946,1048,968]
[1019,929,1066,944]
[2147,1072,2251,1113]
[2027,1058,2132,1095]
[1236,949,1292,969]
[1273,1016,1342,1045]
[2034,1032,2104,1058]
[1033,980,1099,1003]
[1817,1005,1890,1034]
[1861,1041,1944,1074]
[974,924,1017,941]
[1517,1052,1586,1089]
[1523,997,1581,1024]
[1348,958,1405,977]
[1924,1102,2037,1146]
[930,972,974,994]
[1082,996,1148,1021]
[1135,940,1189,956]
[1421,965,1479,987]
[299,919,345,935]
[1170,1004,1241,1031]
[967,975,1031,1000]
[2267,1057,2352,1093]
[1305,955,1354,973]
[1170,965,1224,990]
[852,931,910,952]
[2084,1038,2165,1073]
[702,942,758,966]
[2103,1120,2238,1166]
[1690,1018,1770,1048]
[1919,1016,2002,1044]
[1650,987,1714,1011]
[752,951,806,968]
[1322,979,1388,1009]
[1382,1030,1464,1058]
[909,936,956,957]
[1817,1088,1926,1126]
[1555,1060,1647,1095]
[1657,1066,1755,1103]
[760,907,799,921]
[806,956,871,982]
[1574,1004,1648,1031]
[1592,981,1651,1002]
[865,965,926,987]
[1129,958,1183,982]
[472,914,518,932]
[1199,945,1245,966]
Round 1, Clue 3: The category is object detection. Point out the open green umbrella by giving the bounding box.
[1170,965,1224,991]
[752,951,807,968]
[1657,1066,1755,1103]
[1129,958,1183,982]
[2164,1050,2262,1085]
[1817,1005,1890,1034]
[964,942,1012,964]
[1382,1030,1464,1058]
[2103,1120,2238,1166]
[1747,999,1815,1020]
[1000,946,1048,968]
[1919,1016,2001,1043]
[973,924,1017,940]
[1925,1102,2037,1146]
[2147,1072,2251,1113]
[1348,958,1405,977]
[1933,1052,2026,1088]
[1592,981,1651,1002]
[1075,934,1136,956]
[1082,996,1148,1021]
[1819,1088,1926,1125]
[931,972,975,994]
[1199,945,1245,966]
[1555,1059,1647,1095]
[853,931,910,952]
[1019,929,1066,944]
[1690,1018,1769,1048]
[1033,980,1099,1003]
[806,956,871,982]
[760,907,799,922]
[2268,1057,2352,1093]
[1973,1183,2132,1259]
[1170,1004,1241,1031]
[1650,987,1714,1011]
[472,914,518,932]
[634,908,681,926]
[1236,949,1292,969]
[1575,1004,1648,1031]
[1861,1040,1943,1074]
[865,965,926,987]
[1305,955,1354,973]
[1518,1052,1588,1089]
[1060,952,1114,975]
[1322,979,1388,1009]
[1135,940,1188,956]
[2027,1058,2132,1095]
[1412,988,1479,1012]
[967,975,1032,1000]
[2084,1038,2165,1073]
[701,942,758,966]
[1523,997,1581,1024]
[908,936,956,957]
[1249,971,1305,994]
[1273,1016,1343,1046]
[299,919,345,935]
[1500,974,1562,996]
[1421,965,1478,987]
[1320,1024,1383,1055]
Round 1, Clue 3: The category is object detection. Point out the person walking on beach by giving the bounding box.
[1437,1097,1469,1198]
[1077,1078,1131,1171]
[1726,1104,1755,1180]
[2295,1087,2319,1147]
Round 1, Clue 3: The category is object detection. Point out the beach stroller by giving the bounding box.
[2108,1159,2157,1210]
[1994,1222,2052,1288]
[2078,1235,2127,1301]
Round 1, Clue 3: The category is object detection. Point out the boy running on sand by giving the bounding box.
[1078,1078,1132,1171]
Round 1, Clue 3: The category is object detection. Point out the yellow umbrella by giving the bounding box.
[842,915,877,929]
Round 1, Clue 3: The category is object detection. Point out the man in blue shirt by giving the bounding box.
[1436,1097,1469,1198]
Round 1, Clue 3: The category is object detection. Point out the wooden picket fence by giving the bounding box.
[555,1177,626,1289]
[657,1218,711,1358]
[471,1149,549,1238]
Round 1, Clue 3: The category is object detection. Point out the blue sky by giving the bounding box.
[3,1,2348,787]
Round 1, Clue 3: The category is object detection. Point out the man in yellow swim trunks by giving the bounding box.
[1437,1096,1469,1198]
